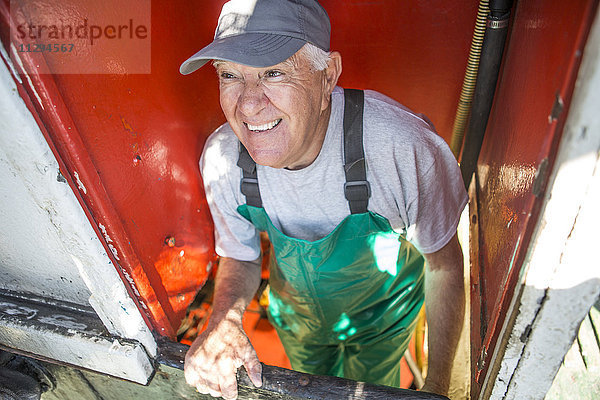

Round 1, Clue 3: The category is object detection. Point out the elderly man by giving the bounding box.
[180,0,467,399]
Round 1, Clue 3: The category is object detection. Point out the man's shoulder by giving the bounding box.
[363,90,436,134]
[203,123,239,160]
[333,86,434,134]
[200,122,240,177]
[360,89,446,160]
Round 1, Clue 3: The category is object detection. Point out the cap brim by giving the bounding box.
[179,33,306,75]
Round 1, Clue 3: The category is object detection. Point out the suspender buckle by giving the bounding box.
[241,177,261,199]
[344,181,371,202]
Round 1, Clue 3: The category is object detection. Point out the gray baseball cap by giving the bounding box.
[179,0,331,75]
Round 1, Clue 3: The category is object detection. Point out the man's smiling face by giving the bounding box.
[215,49,340,170]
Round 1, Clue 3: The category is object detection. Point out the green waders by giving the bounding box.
[237,89,425,387]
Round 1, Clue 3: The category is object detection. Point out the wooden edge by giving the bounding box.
[157,338,450,400]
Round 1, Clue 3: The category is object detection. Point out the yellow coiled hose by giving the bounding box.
[450,0,490,160]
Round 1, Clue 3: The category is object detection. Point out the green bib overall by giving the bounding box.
[236,89,425,387]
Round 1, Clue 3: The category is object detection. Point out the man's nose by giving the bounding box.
[238,82,268,117]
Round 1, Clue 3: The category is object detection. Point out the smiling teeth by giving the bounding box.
[246,119,281,132]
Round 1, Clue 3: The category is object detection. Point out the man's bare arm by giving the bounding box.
[184,256,263,400]
[421,233,465,396]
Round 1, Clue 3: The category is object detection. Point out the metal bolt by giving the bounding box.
[298,376,309,386]
[165,236,176,247]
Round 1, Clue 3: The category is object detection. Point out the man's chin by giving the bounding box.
[246,149,285,169]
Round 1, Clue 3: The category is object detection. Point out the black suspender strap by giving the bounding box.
[343,89,370,214]
[237,143,263,207]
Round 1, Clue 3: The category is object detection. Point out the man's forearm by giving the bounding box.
[210,256,263,326]
[423,234,465,395]
[184,256,264,398]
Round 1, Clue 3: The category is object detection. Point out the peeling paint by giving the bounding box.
[108,243,120,260]
[120,116,138,138]
[120,269,141,297]
[119,302,130,315]
[9,43,43,109]
[38,314,88,331]
[0,301,38,319]
[109,339,122,353]
[548,92,564,123]
[72,171,87,194]
[0,43,20,84]
[97,223,120,260]
[121,116,133,132]
[98,223,113,242]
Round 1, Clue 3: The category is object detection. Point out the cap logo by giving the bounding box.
[217,14,251,38]
[217,0,257,38]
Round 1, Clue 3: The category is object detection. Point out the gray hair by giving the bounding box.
[298,43,331,71]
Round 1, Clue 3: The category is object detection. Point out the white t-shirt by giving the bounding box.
[200,87,468,260]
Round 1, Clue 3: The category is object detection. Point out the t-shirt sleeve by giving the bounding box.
[405,135,468,254]
[200,128,261,261]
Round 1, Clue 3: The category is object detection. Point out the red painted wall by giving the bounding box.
[325,0,479,141]
[469,0,598,397]
[1,0,480,336]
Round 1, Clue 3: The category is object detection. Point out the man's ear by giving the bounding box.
[321,51,342,110]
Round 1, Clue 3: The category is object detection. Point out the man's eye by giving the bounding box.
[264,70,283,79]
[219,72,236,80]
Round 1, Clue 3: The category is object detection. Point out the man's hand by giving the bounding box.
[184,316,262,399]
[184,256,263,399]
